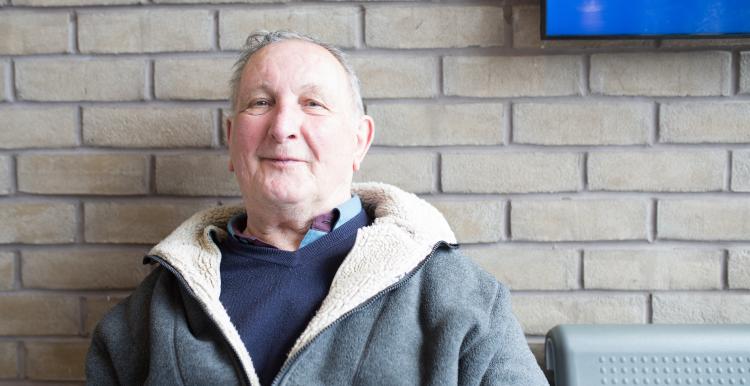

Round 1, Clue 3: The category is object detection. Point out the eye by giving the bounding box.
[304,99,324,108]
[244,98,273,115]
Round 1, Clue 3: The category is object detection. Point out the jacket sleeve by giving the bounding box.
[86,321,122,386]
[85,300,135,386]
[458,284,550,386]
[85,269,159,386]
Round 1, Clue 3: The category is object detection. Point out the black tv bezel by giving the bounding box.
[540,0,750,40]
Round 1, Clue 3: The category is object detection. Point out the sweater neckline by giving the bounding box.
[220,208,371,268]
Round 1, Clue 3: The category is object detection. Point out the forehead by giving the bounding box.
[238,40,350,94]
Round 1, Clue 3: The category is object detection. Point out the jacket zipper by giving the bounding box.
[270,241,458,386]
[146,254,252,386]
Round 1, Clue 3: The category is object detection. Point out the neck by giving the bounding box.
[242,188,351,251]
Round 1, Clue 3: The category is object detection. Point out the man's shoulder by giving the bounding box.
[413,244,508,313]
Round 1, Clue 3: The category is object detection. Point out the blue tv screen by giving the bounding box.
[544,0,750,38]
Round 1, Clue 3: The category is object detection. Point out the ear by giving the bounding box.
[226,118,234,172]
[352,115,375,172]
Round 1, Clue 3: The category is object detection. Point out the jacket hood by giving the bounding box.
[147,182,456,385]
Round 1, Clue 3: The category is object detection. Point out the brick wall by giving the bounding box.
[1,0,750,383]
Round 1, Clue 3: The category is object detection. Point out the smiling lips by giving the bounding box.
[261,156,306,166]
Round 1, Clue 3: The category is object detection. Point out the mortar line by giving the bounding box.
[212,10,220,51]
[577,249,585,289]
[504,102,513,145]
[648,198,657,243]
[9,59,17,102]
[213,108,223,148]
[146,60,155,101]
[70,11,79,54]
[434,151,442,193]
[581,53,591,96]
[504,200,512,241]
[649,101,659,146]
[727,149,734,192]
[503,2,513,49]
[722,249,730,290]
[10,152,18,195]
[646,292,654,323]
[77,200,85,245]
[581,151,588,191]
[731,50,740,96]
[13,249,21,291]
[76,105,83,147]
[357,4,366,49]
[436,53,445,98]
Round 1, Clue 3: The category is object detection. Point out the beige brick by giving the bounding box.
[461,246,578,290]
[16,59,145,101]
[368,103,503,146]
[0,202,76,244]
[512,6,655,50]
[0,12,69,55]
[350,55,438,99]
[653,293,750,323]
[513,102,652,145]
[156,154,238,196]
[591,52,731,96]
[661,102,750,143]
[585,249,722,290]
[588,150,726,192]
[83,107,213,148]
[0,107,77,149]
[85,201,213,244]
[511,199,648,242]
[729,249,750,289]
[84,296,125,334]
[442,152,581,194]
[79,10,213,53]
[512,294,646,335]
[14,0,140,5]
[658,199,750,241]
[18,154,148,195]
[741,52,750,94]
[25,341,88,381]
[0,156,10,195]
[366,5,503,49]
[220,7,359,50]
[0,252,14,290]
[22,249,151,289]
[155,58,233,101]
[444,55,582,97]
[0,342,16,379]
[427,199,503,243]
[354,152,436,194]
[0,294,79,335]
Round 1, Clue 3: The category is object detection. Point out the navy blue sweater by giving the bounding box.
[218,209,371,385]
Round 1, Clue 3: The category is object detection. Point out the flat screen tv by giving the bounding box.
[543,0,750,39]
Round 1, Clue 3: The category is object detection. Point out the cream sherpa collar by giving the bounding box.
[147,182,456,386]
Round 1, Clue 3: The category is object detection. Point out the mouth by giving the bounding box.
[261,157,306,165]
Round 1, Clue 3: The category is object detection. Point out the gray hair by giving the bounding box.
[229,30,364,117]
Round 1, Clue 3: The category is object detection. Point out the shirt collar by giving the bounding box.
[227,195,363,249]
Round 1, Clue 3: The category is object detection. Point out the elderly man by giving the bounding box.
[86,31,548,386]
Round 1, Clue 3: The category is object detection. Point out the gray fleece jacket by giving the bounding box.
[86,183,549,386]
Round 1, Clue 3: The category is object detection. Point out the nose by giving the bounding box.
[268,102,302,143]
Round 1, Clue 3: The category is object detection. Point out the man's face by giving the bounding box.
[228,40,373,210]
